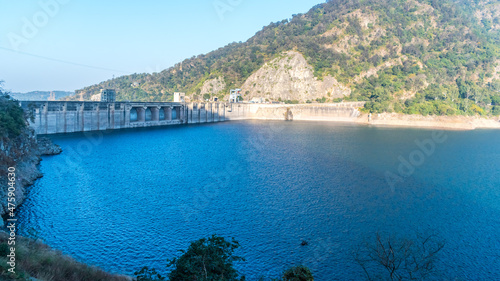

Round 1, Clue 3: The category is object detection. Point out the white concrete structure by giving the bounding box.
[174,92,186,102]
[90,89,116,102]
[229,89,241,103]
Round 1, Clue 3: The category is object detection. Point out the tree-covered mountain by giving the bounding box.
[69,0,500,116]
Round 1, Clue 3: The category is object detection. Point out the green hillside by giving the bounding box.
[70,0,500,116]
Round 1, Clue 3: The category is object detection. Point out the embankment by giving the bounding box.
[223,102,500,130]
[225,102,365,122]
[0,232,131,281]
[356,113,500,130]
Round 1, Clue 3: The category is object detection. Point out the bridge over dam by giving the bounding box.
[20,101,365,135]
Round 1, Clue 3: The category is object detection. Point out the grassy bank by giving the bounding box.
[0,232,130,281]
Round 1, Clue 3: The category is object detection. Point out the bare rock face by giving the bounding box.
[0,133,61,226]
[199,77,226,98]
[37,137,62,155]
[241,51,350,102]
[0,131,39,226]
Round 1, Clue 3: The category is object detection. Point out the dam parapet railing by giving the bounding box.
[20,101,365,135]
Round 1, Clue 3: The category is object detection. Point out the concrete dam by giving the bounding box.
[225,102,365,122]
[20,101,227,135]
[20,101,364,135]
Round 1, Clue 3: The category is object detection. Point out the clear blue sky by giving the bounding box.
[0,0,324,93]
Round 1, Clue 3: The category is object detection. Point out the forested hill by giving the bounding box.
[70,0,500,116]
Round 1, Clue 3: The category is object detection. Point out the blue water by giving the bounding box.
[16,121,500,280]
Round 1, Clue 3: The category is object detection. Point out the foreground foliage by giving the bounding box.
[0,86,27,138]
[137,236,315,281]
[166,235,245,281]
[281,265,314,281]
[0,232,129,281]
[134,267,166,281]
[0,84,37,178]
[354,232,445,281]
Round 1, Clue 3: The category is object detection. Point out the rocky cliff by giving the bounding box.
[241,51,351,102]
[199,76,227,99]
[0,131,61,226]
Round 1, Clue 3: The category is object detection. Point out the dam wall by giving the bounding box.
[20,101,225,135]
[225,102,365,122]
[20,101,364,135]
[185,102,226,124]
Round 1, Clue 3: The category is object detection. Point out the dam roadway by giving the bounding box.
[20,101,365,135]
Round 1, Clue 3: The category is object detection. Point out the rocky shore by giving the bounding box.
[0,132,61,227]
[224,103,500,130]
[0,132,130,281]
[357,113,500,130]
[37,136,63,156]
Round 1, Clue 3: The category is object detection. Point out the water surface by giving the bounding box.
[17,121,500,280]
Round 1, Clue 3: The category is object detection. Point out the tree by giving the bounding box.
[134,267,166,281]
[491,95,500,106]
[492,106,500,116]
[167,235,245,281]
[0,83,28,138]
[354,232,445,281]
[282,266,314,281]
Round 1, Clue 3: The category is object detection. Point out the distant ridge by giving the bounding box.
[11,91,74,101]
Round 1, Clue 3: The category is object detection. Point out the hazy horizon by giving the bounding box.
[1,0,324,93]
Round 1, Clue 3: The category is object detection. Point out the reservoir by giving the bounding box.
[16,121,500,280]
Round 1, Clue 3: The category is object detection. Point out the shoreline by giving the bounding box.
[0,135,61,227]
[0,137,132,280]
[355,113,500,130]
[228,111,500,131]
[25,101,500,135]
[225,103,500,131]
